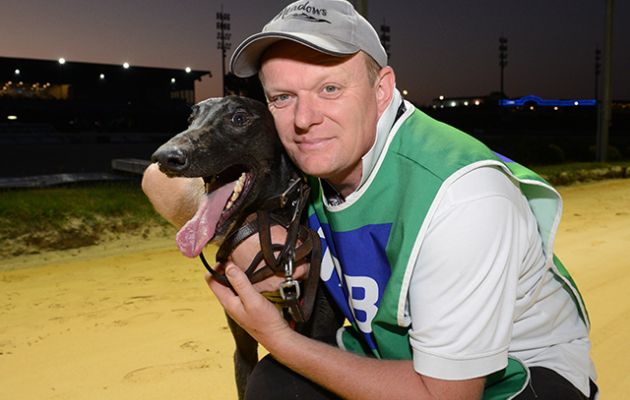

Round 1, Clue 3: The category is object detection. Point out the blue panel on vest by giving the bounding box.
[309,213,393,350]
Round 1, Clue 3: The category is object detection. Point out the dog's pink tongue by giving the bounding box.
[176,181,236,258]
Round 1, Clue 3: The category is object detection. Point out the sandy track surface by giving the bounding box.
[1,238,238,400]
[553,179,630,398]
[1,179,629,399]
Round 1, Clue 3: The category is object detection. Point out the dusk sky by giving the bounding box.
[2,0,628,105]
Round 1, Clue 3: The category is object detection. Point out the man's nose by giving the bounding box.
[293,95,323,132]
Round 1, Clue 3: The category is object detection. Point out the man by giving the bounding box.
[143,0,597,398]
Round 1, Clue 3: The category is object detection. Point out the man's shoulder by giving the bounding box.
[387,108,497,180]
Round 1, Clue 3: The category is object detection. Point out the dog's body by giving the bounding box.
[151,96,343,399]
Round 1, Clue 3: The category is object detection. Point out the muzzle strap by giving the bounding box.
[199,176,322,324]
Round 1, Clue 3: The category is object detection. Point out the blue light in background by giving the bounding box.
[499,95,597,107]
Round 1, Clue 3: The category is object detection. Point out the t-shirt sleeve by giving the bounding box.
[409,167,530,380]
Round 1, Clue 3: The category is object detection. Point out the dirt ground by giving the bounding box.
[1,179,629,399]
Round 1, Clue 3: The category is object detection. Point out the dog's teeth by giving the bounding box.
[237,174,245,186]
[234,181,242,193]
[223,173,246,212]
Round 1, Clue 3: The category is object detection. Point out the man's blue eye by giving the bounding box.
[270,94,291,107]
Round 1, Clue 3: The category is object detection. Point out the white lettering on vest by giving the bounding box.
[345,275,379,333]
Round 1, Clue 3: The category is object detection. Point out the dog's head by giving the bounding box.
[151,96,293,258]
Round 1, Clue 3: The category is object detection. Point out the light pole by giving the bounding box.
[594,48,601,101]
[596,0,614,162]
[498,36,508,100]
[216,5,231,96]
[380,22,391,60]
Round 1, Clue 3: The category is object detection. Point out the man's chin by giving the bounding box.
[297,161,336,180]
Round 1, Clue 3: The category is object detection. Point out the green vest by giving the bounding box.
[308,107,589,399]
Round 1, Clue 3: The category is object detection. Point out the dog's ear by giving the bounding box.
[187,105,199,125]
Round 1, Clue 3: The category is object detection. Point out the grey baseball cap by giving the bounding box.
[229,0,388,78]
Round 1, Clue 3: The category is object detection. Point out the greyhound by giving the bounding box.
[151,96,343,399]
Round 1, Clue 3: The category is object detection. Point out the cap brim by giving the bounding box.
[229,31,360,78]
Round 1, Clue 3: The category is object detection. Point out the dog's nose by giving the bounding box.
[151,145,189,174]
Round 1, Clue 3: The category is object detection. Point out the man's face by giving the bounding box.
[259,42,382,193]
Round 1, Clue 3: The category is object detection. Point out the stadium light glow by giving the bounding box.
[14,69,20,75]
[171,78,176,83]
[185,67,192,73]
[7,115,18,120]
[58,58,66,64]
[123,62,130,69]
[99,73,105,80]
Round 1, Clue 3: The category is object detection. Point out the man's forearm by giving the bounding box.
[268,327,427,399]
[141,163,205,228]
[209,264,485,400]
[264,326,484,400]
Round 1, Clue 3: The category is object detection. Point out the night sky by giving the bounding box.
[2,0,628,105]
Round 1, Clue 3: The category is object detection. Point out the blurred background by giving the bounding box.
[1,0,629,182]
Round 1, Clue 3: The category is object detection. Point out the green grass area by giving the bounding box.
[532,161,630,175]
[0,181,171,256]
[0,161,628,257]
[0,181,162,231]
[530,161,630,186]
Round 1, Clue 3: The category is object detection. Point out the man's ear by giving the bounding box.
[375,66,396,117]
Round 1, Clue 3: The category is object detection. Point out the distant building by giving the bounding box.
[431,94,493,109]
[0,56,210,132]
[431,93,599,110]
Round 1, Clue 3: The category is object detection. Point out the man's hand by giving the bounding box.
[208,264,485,400]
[226,224,310,293]
[207,263,292,346]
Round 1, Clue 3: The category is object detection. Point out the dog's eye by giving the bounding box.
[231,111,249,126]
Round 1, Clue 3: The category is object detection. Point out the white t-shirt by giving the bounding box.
[408,166,596,396]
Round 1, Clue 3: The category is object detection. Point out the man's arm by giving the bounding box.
[208,264,486,400]
[141,163,204,228]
